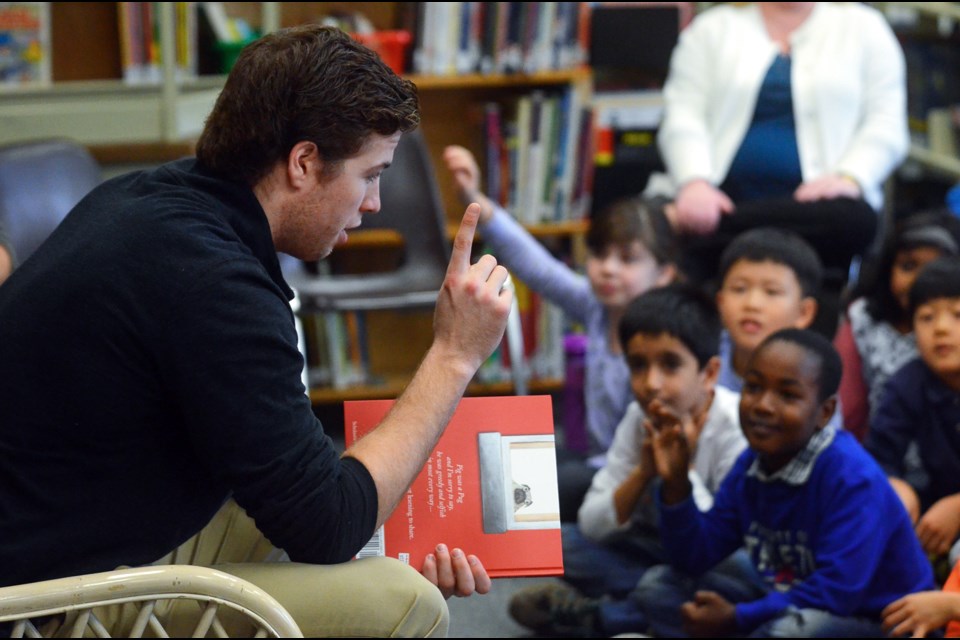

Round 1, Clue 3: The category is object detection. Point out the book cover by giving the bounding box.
[0,2,50,89]
[344,395,564,578]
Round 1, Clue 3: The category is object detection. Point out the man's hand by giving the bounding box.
[0,244,12,285]
[680,591,737,637]
[917,493,960,557]
[421,544,492,599]
[671,179,734,235]
[442,145,494,223]
[794,174,861,202]
[432,203,512,377]
[883,591,960,638]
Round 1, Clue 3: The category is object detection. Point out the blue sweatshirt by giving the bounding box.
[658,429,933,632]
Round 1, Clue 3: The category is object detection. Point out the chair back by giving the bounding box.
[0,139,102,264]
[290,129,451,312]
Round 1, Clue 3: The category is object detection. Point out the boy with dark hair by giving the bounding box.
[635,328,933,637]
[715,227,822,392]
[867,255,960,569]
[508,283,747,636]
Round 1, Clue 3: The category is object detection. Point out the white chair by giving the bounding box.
[0,565,303,638]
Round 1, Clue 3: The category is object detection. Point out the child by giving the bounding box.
[443,145,679,520]
[835,210,960,441]
[866,255,960,567]
[636,328,934,637]
[883,559,960,637]
[714,227,821,393]
[507,283,748,637]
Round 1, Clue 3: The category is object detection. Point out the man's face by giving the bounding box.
[716,259,814,356]
[280,132,402,261]
[739,340,832,474]
[914,296,960,390]
[625,331,715,422]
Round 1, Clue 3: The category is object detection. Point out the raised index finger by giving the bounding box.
[447,203,481,276]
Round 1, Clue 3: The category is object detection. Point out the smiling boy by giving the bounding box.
[508,283,747,637]
[636,328,932,637]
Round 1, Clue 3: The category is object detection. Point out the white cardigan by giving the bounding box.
[644,2,908,212]
[577,386,746,542]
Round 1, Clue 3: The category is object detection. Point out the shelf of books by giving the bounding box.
[303,280,569,406]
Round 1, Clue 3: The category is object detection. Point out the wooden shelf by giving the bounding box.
[336,219,589,251]
[408,67,592,91]
[907,144,960,179]
[309,375,565,405]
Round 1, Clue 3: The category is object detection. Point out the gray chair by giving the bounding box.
[284,129,528,394]
[0,139,102,265]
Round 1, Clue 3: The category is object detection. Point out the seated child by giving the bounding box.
[835,209,960,441]
[714,227,821,393]
[443,145,679,521]
[866,255,960,568]
[635,328,933,637]
[507,283,747,637]
[883,558,960,638]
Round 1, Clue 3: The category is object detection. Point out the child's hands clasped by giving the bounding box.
[643,399,694,504]
[680,590,737,637]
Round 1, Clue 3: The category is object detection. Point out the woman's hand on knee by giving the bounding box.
[421,543,492,599]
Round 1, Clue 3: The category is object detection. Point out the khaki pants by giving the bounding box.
[55,500,449,637]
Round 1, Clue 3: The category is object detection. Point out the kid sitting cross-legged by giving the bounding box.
[443,145,679,521]
[867,255,960,571]
[635,328,933,637]
[507,283,747,637]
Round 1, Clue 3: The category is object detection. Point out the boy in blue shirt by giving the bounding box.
[638,328,933,637]
[867,255,960,571]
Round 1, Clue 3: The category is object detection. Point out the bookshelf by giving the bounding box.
[873,2,960,180]
[0,2,593,404]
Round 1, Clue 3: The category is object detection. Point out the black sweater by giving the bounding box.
[0,159,377,587]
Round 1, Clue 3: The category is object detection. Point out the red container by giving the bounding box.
[353,30,412,75]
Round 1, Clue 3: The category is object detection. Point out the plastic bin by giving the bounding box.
[352,30,412,75]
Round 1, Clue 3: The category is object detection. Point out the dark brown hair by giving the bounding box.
[586,196,678,266]
[196,25,420,186]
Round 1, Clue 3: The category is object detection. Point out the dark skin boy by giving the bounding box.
[645,339,836,637]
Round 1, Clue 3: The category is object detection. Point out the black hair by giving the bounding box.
[618,282,721,368]
[756,328,842,402]
[850,209,960,324]
[718,227,823,298]
[586,196,678,267]
[908,255,960,317]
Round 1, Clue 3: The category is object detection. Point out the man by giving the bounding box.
[0,25,511,637]
[0,220,13,284]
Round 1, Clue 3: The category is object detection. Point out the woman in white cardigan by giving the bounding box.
[645,2,908,304]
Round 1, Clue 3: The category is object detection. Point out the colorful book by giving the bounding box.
[0,1,50,89]
[344,395,564,578]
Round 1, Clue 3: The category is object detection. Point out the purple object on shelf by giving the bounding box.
[562,333,589,454]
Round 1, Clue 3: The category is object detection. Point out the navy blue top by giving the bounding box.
[659,429,934,632]
[866,358,960,509]
[722,54,803,201]
[0,159,378,587]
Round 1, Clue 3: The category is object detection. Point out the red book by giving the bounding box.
[344,395,564,578]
